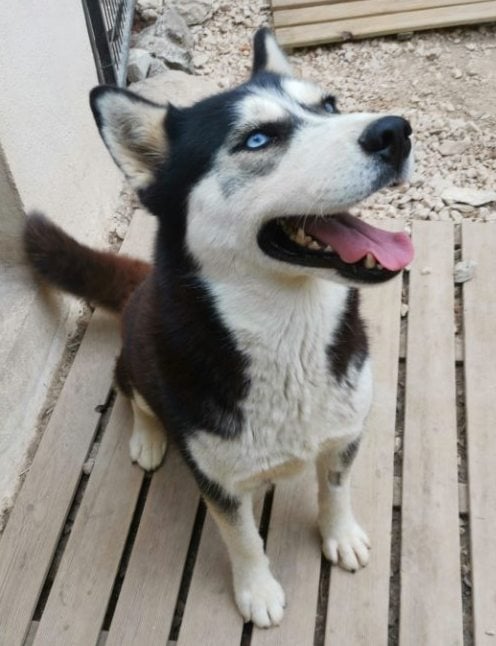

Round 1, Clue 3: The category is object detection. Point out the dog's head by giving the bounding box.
[90,28,414,285]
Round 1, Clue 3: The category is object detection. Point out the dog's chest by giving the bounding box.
[186,280,372,490]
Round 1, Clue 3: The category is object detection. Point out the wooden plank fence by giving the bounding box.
[271,0,496,48]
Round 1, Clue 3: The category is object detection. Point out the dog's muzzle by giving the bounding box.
[359,116,412,172]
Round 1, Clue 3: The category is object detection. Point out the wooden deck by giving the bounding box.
[271,0,496,48]
[0,214,495,645]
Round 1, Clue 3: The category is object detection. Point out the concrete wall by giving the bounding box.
[0,1,123,524]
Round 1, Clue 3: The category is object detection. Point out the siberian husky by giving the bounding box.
[25,28,414,628]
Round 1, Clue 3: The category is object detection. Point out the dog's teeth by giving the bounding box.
[377,263,383,270]
[325,245,333,252]
[308,240,320,250]
[364,253,376,269]
[295,228,305,245]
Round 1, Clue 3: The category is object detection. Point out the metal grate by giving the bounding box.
[83,0,135,86]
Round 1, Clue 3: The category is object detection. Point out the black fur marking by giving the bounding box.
[180,444,240,515]
[341,437,361,468]
[252,27,271,77]
[326,289,368,383]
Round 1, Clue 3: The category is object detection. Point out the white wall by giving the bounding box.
[0,1,123,525]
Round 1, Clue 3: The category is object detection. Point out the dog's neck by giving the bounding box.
[204,270,350,343]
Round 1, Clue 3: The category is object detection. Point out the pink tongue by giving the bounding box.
[306,213,414,271]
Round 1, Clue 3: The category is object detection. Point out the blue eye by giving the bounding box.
[322,97,336,113]
[245,131,271,150]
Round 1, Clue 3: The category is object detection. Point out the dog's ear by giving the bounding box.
[90,86,168,190]
[252,28,293,77]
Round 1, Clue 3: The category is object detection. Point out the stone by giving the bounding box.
[441,186,496,207]
[136,0,164,22]
[438,140,468,156]
[127,48,153,82]
[173,0,215,26]
[130,69,220,107]
[454,259,477,284]
[148,58,168,77]
[134,7,194,73]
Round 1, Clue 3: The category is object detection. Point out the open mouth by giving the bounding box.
[258,212,414,283]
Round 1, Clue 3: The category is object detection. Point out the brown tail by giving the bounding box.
[24,212,151,313]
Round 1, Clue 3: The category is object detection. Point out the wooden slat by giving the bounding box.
[177,493,265,646]
[0,211,154,646]
[462,223,496,644]
[0,316,119,646]
[400,222,463,646]
[105,447,199,646]
[274,1,496,47]
[274,0,486,27]
[32,395,143,646]
[251,468,321,646]
[273,0,358,9]
[326,227,403,644]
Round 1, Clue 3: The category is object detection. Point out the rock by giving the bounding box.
[173,0,215,26]
[194,52,210,68]
[400,303,409,317]
[130,69,220,107]
[134,7,194,73]
[127,48,153,82]
[136,0,164,22]
[148,58,168,77]
[438,140,468,156]
[441,186,496,207]
[454,259,477,284]
[452,68,463,79]
[82,457,95,476]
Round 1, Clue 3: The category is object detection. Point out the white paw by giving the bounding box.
[234,568,286,628]
[129,427,166,471]
[321,520,371,572]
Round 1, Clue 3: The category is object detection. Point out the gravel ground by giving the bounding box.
[190,1,496,225]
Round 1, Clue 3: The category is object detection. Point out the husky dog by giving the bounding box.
[25,29,414,628]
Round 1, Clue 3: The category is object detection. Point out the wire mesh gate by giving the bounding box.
[83,0,135,86]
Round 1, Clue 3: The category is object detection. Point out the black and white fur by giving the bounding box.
[28,29,413,629]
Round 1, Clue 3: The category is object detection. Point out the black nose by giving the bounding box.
[359,116,412,171]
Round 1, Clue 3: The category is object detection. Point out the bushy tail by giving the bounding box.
[24,212,151,313]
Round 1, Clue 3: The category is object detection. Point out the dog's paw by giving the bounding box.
[321,520,371,572]
[129,427,167,471]
[234,569,286,628]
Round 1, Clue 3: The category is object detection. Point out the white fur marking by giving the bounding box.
[130,392,167,471]
[208,495,286,627]
[262,31,293,77]
[317,463,370,571]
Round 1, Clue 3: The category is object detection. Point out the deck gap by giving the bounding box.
[313,554,331,646]
[169,498,207,641]
[387,508,401,646]
[259,484,275,549]
[394,360,406,481]
[455,281,474,646]
[239,485,275,645]
[102,473,152,630]
[389,281,407,646]
[31,388,116,622]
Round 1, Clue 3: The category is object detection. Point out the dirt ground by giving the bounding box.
[192,2,496,225]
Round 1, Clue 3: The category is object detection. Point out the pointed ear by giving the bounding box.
[90,86,168,190]
[252,28,293,77]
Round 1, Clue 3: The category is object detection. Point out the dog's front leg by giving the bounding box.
[206,492,285,628]
[316,437,370,571]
